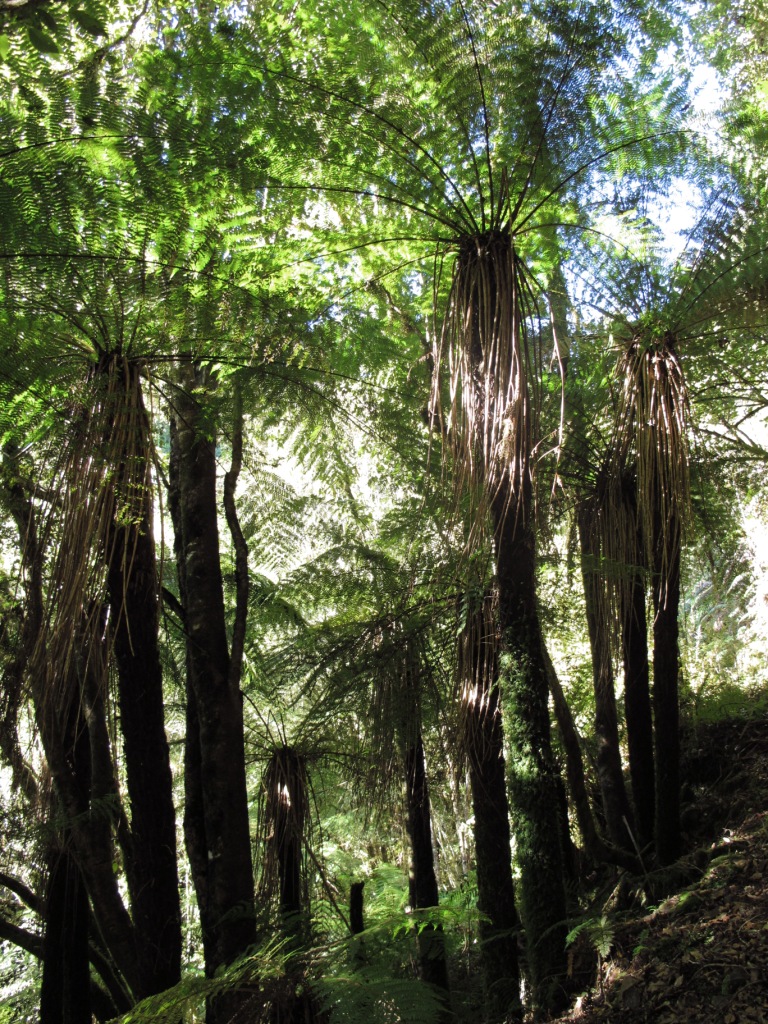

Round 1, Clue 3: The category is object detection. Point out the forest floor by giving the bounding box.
[549,716,768,1024]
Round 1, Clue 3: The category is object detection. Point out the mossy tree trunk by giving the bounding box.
[493,487,569,1016]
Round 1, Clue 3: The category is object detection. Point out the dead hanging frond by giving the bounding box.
[259,745,312,935]
[32,352,156,700]
[434,184,542,557]
[456,586,503,768]
[596,464,647,656]
[613,330,690,596]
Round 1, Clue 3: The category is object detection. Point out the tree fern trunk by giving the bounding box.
[462,606,521,1022]
[40,846,91,1024]
[403,731,451,1000]
[493,492,569,1016]
[621,566,655,851]
[3,461,142,1003]
[450,229,568,1016]
[619,475,655,851]
[577,510,635,851]
[102,360,181,996]
[171,366,255,990]
[653,524,681,865]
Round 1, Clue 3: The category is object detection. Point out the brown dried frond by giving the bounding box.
[456,587,503,768]
[433,212,540,559]
[613,333,690,592]
[598,465,646,655]
[258,746,310,904]
[32,353,156,708]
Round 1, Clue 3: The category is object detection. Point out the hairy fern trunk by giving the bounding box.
[451,231,568,1015]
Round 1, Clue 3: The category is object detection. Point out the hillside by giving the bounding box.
[551,718,768,1024]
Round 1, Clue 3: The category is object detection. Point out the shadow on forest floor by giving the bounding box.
[548,716,768,1024]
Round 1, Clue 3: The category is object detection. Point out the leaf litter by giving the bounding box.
[549,717,768,1024]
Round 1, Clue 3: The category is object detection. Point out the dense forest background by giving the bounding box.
[1,0,767,1022]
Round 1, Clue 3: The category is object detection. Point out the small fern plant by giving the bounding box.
[565,913,615,996]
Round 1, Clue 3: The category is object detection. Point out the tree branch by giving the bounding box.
[223,381,249,693]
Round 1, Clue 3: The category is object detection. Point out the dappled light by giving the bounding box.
[1,1,767,1023]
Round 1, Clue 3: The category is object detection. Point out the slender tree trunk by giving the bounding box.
[349,882,366,966]
[617,474,655,852]
[578,509,635,852]
[171,365,255,990]
[545,649,640,873]
[403,731,451,998]
[653,521,682,865]
[462,601,521,1023]
[268,747,305,943]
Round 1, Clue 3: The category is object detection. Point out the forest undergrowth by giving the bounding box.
[549,715,768,1024]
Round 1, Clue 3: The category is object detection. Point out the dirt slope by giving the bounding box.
[550,718,768,1024]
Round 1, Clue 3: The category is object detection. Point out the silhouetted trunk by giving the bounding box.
[268,747,305,943]
[462,602,521,1023]
[578,508,634,852]
[404,731,451,999]
[168,420,216,974]
[101,357,181,996]
[40,846,91,1024]
[653,518,682,865]
[171,364,255,994]
[349,881,366,966]
[545,649,634,874]
[620,475,655,851]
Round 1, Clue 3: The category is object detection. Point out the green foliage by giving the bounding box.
[1,0,768,1022]
[566,914,615,961]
